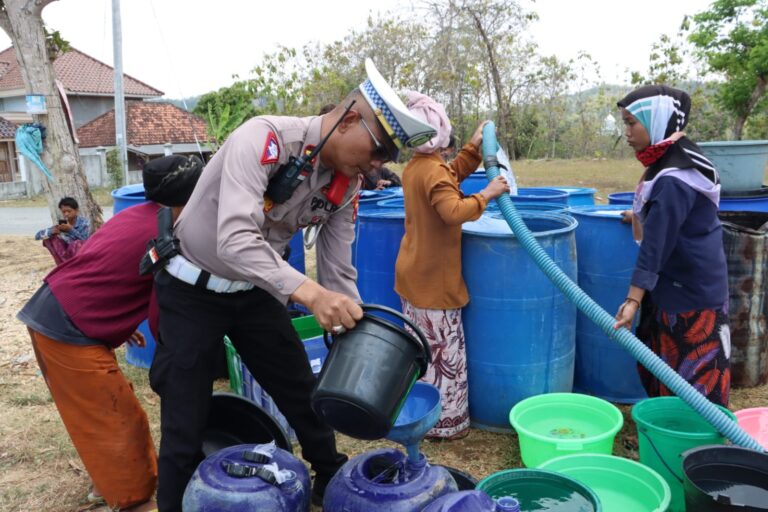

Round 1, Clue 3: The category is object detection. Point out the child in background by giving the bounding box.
[35,197,90,264]
[395,91,509,439]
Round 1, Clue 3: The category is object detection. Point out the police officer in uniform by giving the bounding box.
[150,59,437,511]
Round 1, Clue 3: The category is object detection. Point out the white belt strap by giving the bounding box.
[165,255,255,293]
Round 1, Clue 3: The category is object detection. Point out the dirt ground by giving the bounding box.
[1,159,766,511]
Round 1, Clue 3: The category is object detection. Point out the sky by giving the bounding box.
[0,0,713,99]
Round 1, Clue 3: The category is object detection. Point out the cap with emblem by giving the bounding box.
[359,58,437,150]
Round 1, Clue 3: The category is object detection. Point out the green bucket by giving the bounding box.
[631,397,736,512]
[538,454,671,512]
[476,468,601,511]
[509,393,624,467]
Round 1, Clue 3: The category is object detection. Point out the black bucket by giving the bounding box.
[202,392,292,457]
[682,445,768,511]
[310,304,431,440]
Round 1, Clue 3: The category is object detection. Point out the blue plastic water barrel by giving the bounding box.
[511,188,569,204]
[462,213,578,431]
[570,205,647,403]
[608,192,635,205]
[352,208,405,312]
[111,183,146,212]
[460,171,487,195]
[548,187,597,206]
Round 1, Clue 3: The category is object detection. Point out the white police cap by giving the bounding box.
[359,58,437,149]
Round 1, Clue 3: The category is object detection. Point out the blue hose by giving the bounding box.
[481,122,763,451]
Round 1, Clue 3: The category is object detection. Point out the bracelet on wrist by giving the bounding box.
[625,297,640,308]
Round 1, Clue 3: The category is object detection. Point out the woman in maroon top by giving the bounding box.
[17,155,202,512]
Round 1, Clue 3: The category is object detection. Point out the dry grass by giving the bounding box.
[0,158,766,511]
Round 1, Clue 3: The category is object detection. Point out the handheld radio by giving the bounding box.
[265,101,356,204]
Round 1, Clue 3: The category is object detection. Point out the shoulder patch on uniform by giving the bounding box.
[261,131,280,165]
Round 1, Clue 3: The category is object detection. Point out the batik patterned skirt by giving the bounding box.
[636,298,731,407]
[401,298,470,439]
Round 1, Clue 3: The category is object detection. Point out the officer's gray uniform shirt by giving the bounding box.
[175,115,360,304]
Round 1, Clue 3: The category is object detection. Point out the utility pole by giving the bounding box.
[112,0,128,185]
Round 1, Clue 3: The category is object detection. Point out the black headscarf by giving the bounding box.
[143,155,203,206]
[617,85,717,184]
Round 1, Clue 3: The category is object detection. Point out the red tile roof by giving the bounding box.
[77,101,210,148]
[0,116,16,139]
[0,46,163,97]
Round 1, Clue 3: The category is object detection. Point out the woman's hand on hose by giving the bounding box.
[614,298,640,330]
[479,176,510,201]
[291,279,363,332]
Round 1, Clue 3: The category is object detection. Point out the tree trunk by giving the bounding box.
[732,75,766,141]
[0,0,103,229]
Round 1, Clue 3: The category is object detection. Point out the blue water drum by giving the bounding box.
[570,205,647,403]
[608,191,635,205]
[462,213,578,431]
[548,187,597,206]
[111,184,157,368]
[353,206,405,312]
[111,183,147,211]
[460,171,487,195]
[183,443,310,511]
[352,190,400,263]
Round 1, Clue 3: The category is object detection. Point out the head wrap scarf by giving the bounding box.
[143,154,204,206]
[405,91,451,154]
[617,85,720,221]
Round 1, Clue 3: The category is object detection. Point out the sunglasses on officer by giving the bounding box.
[359,116,399,163]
